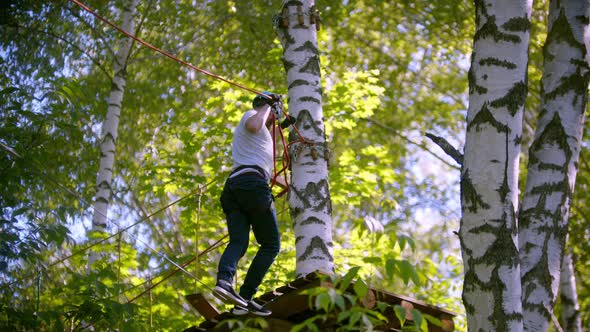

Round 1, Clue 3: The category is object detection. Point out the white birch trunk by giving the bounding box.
[461,1,531,330]
[519,1,589,330]
[92,0,138,231]
[275,0,334,277]
[560,250,582,332]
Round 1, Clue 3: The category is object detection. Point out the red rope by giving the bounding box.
[270,104,308,198]
[70,0,312,195]
[69,0,265,96]
[127,234,228,304]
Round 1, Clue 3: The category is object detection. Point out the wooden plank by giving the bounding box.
[257,289,283,303]
[263,283,316,320]
[373,288,457,317]
[267,317,295,331]
[185,293,220,320]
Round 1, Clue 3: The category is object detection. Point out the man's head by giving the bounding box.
[252,92,277,109]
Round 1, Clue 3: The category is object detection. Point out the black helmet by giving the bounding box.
[252,91,275,109]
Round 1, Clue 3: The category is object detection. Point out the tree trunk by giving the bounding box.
[560,250,582,332]
[275,0,334,276]
[519,1,589,330]
[92,0,138,231]
[90,0,138,262]
[460,1,530,330]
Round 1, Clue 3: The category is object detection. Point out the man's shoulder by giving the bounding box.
[235,109,256,132]
[237,109,257,127]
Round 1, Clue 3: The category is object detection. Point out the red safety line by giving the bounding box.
[270,103,308,198]
[69,0,265,96]
[127,234,228,304]
[70,0,312,193]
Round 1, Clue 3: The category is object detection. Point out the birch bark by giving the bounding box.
[275,0,334,276]
[461,0,531,330]
[519,1,589,330]
[92,0,138,231]
[560,250,582,332]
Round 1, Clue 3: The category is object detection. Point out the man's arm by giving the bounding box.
[245,105,272,133]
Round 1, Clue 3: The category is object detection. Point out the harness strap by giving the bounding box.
[229,165,268,180]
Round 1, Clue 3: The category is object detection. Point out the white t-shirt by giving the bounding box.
[232,110,273,179]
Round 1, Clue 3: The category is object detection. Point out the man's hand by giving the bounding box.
[280,114,297,129]
[268,93,281,104]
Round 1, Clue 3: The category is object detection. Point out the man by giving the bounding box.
[213,92,284,316]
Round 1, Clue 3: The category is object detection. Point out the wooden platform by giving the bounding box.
[183,272,456,332]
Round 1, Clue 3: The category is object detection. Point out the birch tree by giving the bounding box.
[519,0,589,330]
[91,0,139,233]
[460,0,531,330]
[560,251,582,332]
[275,0,334,276]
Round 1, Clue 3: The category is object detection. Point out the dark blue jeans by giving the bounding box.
[217,173,280,300]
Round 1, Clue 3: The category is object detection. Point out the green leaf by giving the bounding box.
[397,260,421,286]
[337,310,351,323]
[394,305,407,327]
[353,278,368,299]
[410,309,427,332]
[339,266,361,291]
[315,292,331,312]
[422,313,443,327]
[0,87,19,96]
[350,311,362,326]
[385,258,397,280]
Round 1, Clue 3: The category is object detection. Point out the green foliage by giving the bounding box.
[293,271,389,332]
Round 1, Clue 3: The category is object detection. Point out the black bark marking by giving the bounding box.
[468,56,488,94]
[288,79,310,89]
[490,81,526,116]
[467,103,508,133]
[545,71,589,103]
[463,212,522,329]
[547,9,586,52]
[299,95,320,104]
[297,235,333,262]
[101,132,117,145]
[110,80,123,92]
[479,57,517,69]
[285,0,303,7]
[461,170,491,213]
[291,179,332,214]
[297,109,323,136]
[282,58,296,73]
[299,55,321,76]
[95,197,109,204]
[294,41,319,56]
[497,131,510,201]
[502,15,530,33]
[475,15,521,43]
[300,216,326,226]
[528,112,571,165]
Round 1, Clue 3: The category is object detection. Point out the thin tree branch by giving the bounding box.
[164,208,187,254]
[425,132,463,166]
[127,192,177,254]
[125,0,155,65]
[65,3,116,60]
[6,22,112,81]
[362,117,461,170]
[551,312,565,332]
